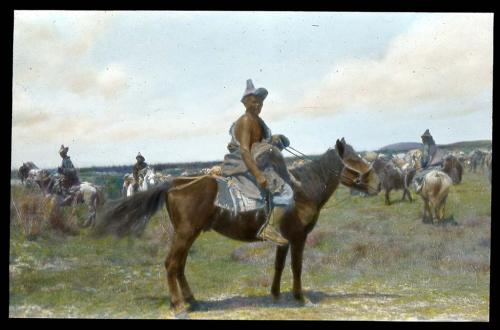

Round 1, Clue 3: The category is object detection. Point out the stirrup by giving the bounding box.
[257,223,288,246]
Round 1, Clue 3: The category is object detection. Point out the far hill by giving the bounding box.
[377,140,492,155]
[378,142,423,153]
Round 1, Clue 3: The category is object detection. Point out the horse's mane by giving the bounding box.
[288,148,342,201]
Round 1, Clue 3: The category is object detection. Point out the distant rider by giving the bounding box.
[56,145,80,203]
[133,152,148,192]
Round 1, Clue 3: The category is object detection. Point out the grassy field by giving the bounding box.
[9,171,491,320]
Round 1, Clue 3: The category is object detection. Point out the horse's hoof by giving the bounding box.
[174,311,190,319]
[186,300,200,312]
[304,299,315,307]
[293,293,305,304]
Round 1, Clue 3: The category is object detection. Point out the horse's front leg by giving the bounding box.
[290,238,306,302]
[385,189,391,205]
[271,244,290,299]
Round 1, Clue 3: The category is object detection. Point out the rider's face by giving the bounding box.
[243,95,263,115]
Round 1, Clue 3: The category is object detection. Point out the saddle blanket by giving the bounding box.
[214,175,266,214]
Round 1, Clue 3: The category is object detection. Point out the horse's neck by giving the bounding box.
[291,149,343,207]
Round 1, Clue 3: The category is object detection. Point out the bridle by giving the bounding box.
[284,145,373,192]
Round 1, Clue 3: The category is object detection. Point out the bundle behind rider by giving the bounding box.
[221,79,293,246]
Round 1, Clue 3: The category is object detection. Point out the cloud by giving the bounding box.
[13,11,127,99]
[267,14,493,119]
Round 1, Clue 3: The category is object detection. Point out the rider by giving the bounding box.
[133,152,148,192]
[221,79,292,246]
[56,145,80,203]
[420,129,443,168]
[413,129,445,191]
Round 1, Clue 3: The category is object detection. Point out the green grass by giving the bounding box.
[9,172,491,320]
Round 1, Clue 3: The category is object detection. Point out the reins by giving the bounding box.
[284,145,373,195]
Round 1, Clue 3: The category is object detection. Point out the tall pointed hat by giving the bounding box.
[59,144,69,155]
[136,152,145,162]
[240,79,268,102]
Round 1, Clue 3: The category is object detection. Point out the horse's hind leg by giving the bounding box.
[177,232,201,307]
[271,244,290,299]
[436,195,448,223]
[422,198,432,224]
[164,234,189,311]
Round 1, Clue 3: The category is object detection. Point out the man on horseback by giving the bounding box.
[221,79,292,246]
[133,152,148,192]
[413,129,445,192]
[55,145,80,203]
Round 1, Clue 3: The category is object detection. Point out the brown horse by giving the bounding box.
[94,138,380,313]
[441,154,463,184]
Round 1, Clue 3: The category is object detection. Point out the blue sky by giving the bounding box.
[12,11,493,168]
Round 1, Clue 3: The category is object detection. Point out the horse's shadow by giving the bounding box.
[135,290,402,312]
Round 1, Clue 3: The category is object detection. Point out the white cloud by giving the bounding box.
[267,14,493,118]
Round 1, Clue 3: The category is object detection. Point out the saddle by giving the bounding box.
[214,175,267,215]
[215,142,294,215]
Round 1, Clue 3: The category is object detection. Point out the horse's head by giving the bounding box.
[335,138,380,196]
[18,164,29,181]
[442,155,454,171]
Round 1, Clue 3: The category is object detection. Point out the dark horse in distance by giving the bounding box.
[95,138,380,313]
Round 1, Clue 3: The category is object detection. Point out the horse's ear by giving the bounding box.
[336,139,345,158]
[341,137,346,144]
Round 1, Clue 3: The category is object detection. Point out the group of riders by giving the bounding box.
[40,79,444,246]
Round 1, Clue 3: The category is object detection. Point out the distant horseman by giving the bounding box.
[133,152,148,192]
[56,145,80,203]
[413,129,445,192]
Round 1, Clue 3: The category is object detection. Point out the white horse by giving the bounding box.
[18,162,45,187]
[123,166,162,197]
[414,170,453,224]
[30,170,105,227]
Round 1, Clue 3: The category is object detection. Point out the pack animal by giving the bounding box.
[372,156,414,205]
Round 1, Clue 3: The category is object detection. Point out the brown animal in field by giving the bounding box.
[468,149,487,173]
[372,156,414,205]
[415,170,453,224]
[95,138,380,314]
[441,154,463,184]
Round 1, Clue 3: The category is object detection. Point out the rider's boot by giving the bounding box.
[257,205,289,246]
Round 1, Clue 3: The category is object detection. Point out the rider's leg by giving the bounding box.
[258,205,289,246]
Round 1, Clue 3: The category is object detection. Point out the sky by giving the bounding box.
[12,11,493,169]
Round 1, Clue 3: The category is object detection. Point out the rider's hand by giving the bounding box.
[256,173,268,189]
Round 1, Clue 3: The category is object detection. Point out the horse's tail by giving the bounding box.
[93,181,172,238]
